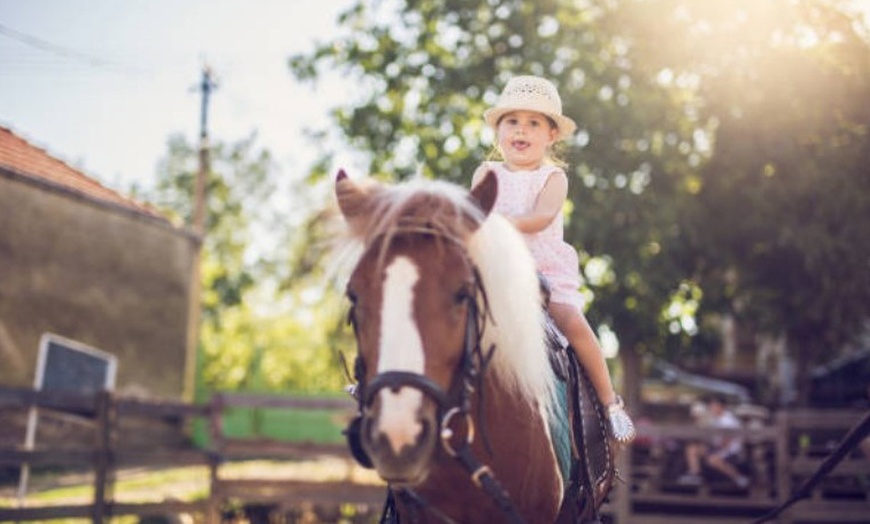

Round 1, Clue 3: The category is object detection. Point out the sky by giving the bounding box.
[0,0,359,195]
[2,0,870,198]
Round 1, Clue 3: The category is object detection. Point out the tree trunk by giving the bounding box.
[619,341,643,417]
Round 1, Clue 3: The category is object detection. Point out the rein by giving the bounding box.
[346,228,529,524]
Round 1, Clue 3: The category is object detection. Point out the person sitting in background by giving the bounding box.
[678,395,750,488]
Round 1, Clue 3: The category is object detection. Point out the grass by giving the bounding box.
[191,405,350,448]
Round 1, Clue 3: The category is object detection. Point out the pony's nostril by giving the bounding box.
[416,417,431,446]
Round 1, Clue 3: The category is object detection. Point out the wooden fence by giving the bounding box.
[0,386,868,523]
[0,387,381,523]
[607,409,870,523]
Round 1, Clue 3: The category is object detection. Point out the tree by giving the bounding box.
[642,0,870,403]
[147,133,348,394]
[289,0,707,410]
[290,0,870,409]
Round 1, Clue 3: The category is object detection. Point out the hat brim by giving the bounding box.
[484,107,577,141]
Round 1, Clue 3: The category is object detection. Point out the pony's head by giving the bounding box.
[335,170,553,486]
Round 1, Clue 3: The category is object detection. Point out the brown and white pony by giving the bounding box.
[334,169,571,523]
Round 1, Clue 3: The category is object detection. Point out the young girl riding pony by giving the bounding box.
[471,75,635,444]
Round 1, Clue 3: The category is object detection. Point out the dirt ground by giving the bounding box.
[1,457,387,523]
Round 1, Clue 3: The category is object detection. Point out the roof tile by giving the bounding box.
[0,125,165,219]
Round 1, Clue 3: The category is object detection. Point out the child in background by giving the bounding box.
[678,395,749,488]
[471,75,635,443]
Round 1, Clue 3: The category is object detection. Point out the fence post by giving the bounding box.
[614,444,632,523]
[15,389,39,507]
[92,390,116,523]
[206,393,225,524]
[774,410,792,524]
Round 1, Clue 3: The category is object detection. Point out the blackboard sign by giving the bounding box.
[18,334,118,502]
[35,333,117,393]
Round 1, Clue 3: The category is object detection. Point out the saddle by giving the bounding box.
[542,284,617,524]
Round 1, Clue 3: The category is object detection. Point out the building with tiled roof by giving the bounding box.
[0,125,164,220]
[0,125,198,411]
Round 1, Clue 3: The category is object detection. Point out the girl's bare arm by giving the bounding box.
[511,170,567,234]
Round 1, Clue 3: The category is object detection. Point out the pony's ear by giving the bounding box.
[470,170,498,216]
[335,170,379,232]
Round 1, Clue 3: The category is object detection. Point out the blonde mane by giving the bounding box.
[334,177,555,414]
[467,212,555,416]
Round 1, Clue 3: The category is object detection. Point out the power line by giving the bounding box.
[0,22,136,74]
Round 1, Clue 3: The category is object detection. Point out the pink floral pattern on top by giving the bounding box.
[484,161,585,313]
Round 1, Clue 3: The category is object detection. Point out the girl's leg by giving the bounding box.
[548,302,616,405]
[549,302,635,443]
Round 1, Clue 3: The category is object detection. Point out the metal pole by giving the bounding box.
[15,404,38,507]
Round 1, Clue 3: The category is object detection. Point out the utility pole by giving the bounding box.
[183,64,217,402]
[193,65,216,234]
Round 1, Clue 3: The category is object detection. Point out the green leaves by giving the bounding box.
[147,133,348,395]
[288,0,870,405]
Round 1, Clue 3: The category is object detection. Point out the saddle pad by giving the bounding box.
[549,376,573,484]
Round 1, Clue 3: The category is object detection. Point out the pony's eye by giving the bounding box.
[454,285,472,305]
[346,288,359,327]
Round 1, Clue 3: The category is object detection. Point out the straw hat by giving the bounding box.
[484,76,577,141]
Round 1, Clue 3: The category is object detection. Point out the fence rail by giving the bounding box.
[0,386,868,523]
[0,386,369,523]
[609,408,870,523]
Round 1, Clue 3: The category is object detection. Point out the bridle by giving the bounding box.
[344,227,529,524]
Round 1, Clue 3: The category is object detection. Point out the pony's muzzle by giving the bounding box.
[362,389,439,485]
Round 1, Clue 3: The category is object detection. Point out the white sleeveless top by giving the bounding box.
[483,161,585,312]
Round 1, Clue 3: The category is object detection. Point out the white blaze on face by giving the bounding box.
[376,256,426,454]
